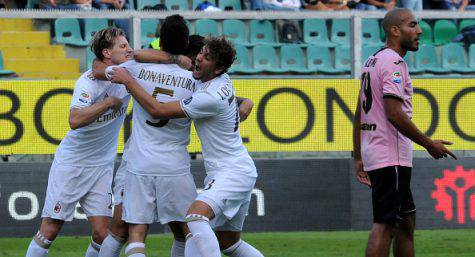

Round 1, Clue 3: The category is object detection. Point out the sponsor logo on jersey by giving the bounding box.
[183,96,193,105]
[392,71,402,84]
[54,202,61,213]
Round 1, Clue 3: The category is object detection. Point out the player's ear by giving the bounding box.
[102,48,112,59]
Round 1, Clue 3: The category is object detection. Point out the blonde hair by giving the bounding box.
[90,27,126,61]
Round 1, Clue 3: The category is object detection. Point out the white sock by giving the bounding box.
[85,240,101,257]
[187,219,221,257]
[184,234,202,257]
[98,232,126,257]
[171,239,186,257]
[222,240,264,257]
[26,231,52,257]
[125,242,146,257]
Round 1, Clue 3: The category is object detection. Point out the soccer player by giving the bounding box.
[97,34,207,257]
[25,27,133,257]
[353,8,457,257]
[108,37,263,257]
[98,15,199,257]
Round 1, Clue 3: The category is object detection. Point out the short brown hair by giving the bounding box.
[90,27,126,61]
[205,37,236,75]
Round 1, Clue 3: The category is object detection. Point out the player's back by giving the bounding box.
[181,74,257,177]
[55,70,130,167]
[359,47,413,171]
[121,60,197,176]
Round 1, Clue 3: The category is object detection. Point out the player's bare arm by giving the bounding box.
[134,49,192,70]
[109,66,186,119]
[384,97,457,160]
[353,96,370,186]
[69,96,122,130]
[237,96,254,122]
[92,58,108,80]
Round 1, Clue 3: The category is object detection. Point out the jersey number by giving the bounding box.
[145,87,174,127]
[361,72,372,114]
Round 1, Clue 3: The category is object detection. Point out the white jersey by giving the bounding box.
[121,60,198,176]
[180,74,257,178]
[54,70,130,167]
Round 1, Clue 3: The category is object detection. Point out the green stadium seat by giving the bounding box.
[331,19,350,46]
[307,46,345,74]
[334,46,351,72]
[229,44,258,74]
[441,43,473,73]
[195,19,219,38]
[192,0,216,9]
[55,19,88,47]
[414,44,447,73]
[469,44,475,68]
[362,19,383,46]
[459,19,475,33]
[84,19,109,43]
[219,0,241,10]
[303,19,337,47]
[419,20,433,45]
[250,20,280,46]
[223,19,249,46]
[26,0,39,8]
[252,45,283,73]
[434,19,458,46]
[141,19,159,48]
[137,0,156,10]
[165,0,189,10]
[362,45,382,63]
[280,45,311,73]
[404,52,424,74]
[0,50,15,76]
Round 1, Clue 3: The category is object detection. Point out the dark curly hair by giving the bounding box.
[205,37,236,75]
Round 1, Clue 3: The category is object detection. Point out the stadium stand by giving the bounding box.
[0,50,15,76]
[54,18,89,46]
[0,18,79,79]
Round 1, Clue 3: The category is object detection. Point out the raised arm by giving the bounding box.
[108,67,185,119]
[134,49,192,70]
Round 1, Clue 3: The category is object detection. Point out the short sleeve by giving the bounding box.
[380,57,405,101]
[180,91,218,119]
[70,79,94,109]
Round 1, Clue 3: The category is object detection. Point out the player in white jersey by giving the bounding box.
[96,35,204,257]
[108,37,263,257]
[25,27,132,257]
[96,15,197,257]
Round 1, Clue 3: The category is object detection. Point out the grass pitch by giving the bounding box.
[1,229,473,257]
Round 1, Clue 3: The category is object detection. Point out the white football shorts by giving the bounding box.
[41,160,114,221]
[196,171,256,232]
[122,170,197,224]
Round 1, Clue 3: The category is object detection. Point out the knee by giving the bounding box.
[92,228,109,244]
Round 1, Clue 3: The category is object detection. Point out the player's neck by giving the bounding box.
[201,74,219,83]
[385,41,407,58]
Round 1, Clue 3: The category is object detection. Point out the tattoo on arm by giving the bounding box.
[170,55,179,64]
